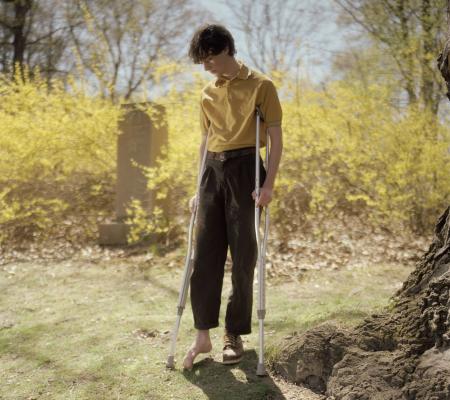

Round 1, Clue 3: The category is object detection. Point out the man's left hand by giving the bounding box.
[252,186,273,207]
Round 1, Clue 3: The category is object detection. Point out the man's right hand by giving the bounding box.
[189,195,198,213]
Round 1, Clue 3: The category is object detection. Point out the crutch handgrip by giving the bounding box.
[255,106,265,122]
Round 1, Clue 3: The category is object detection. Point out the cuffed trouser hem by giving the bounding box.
[225,327,252,335]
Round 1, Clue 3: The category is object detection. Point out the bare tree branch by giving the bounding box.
[223,0,322,75]
[333,0,447,113]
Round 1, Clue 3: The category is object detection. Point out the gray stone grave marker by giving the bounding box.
[98,102,167,245]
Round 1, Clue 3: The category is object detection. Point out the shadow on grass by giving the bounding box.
[145,273,179,297]
[181,350,286,400]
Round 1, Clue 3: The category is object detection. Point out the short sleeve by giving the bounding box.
[258,80,282,127]
[200,99,210,135]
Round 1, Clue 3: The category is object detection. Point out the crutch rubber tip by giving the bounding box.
[166,356,175,369]
[256,363,267,376]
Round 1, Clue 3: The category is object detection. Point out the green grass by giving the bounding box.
[0,249,413,400]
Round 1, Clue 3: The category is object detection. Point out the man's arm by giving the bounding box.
[198,133,207,172]
[254,125,283,207]
[262,126,282,189]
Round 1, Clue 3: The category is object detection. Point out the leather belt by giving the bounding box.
[207,147,256,161]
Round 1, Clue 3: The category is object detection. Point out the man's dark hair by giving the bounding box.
[189,24,236,63]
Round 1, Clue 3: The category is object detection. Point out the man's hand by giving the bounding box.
[252,186,273,207]
[189,195,198,213]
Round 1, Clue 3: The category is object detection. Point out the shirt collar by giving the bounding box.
[214,61,251,88]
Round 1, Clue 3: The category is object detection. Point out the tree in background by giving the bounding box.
[333,0,447,114]
[0,0,207,99]
[223,0,322,76]
[0,0,71,82]
[66,0,206,101]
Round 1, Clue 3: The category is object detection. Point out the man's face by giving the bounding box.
[202,49,228,76]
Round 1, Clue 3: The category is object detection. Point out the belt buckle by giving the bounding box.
[219,153,226,162]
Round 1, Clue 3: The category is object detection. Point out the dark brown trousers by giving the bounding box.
[190,149,266,335]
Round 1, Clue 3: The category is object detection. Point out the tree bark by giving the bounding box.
[273,206,450,399]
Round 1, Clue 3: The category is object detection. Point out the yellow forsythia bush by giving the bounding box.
[1,65,450,248]
[276,79,450,234]
[131,72,450,244]
[0,71,122,246]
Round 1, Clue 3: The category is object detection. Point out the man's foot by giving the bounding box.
[222,332,244,365]
[183,333,212,370]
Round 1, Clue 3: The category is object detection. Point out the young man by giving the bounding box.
[183,24,283,370]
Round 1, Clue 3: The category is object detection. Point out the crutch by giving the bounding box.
[255,106,270,377]
[166,133,209,370]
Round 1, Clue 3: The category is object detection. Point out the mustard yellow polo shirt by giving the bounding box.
[200,61,282,152]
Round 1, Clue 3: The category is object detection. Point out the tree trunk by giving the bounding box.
[11,0,32,79]
[438,0,450,101]
[273,206,450,399]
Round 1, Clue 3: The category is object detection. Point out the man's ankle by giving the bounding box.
[197,329,210,339]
